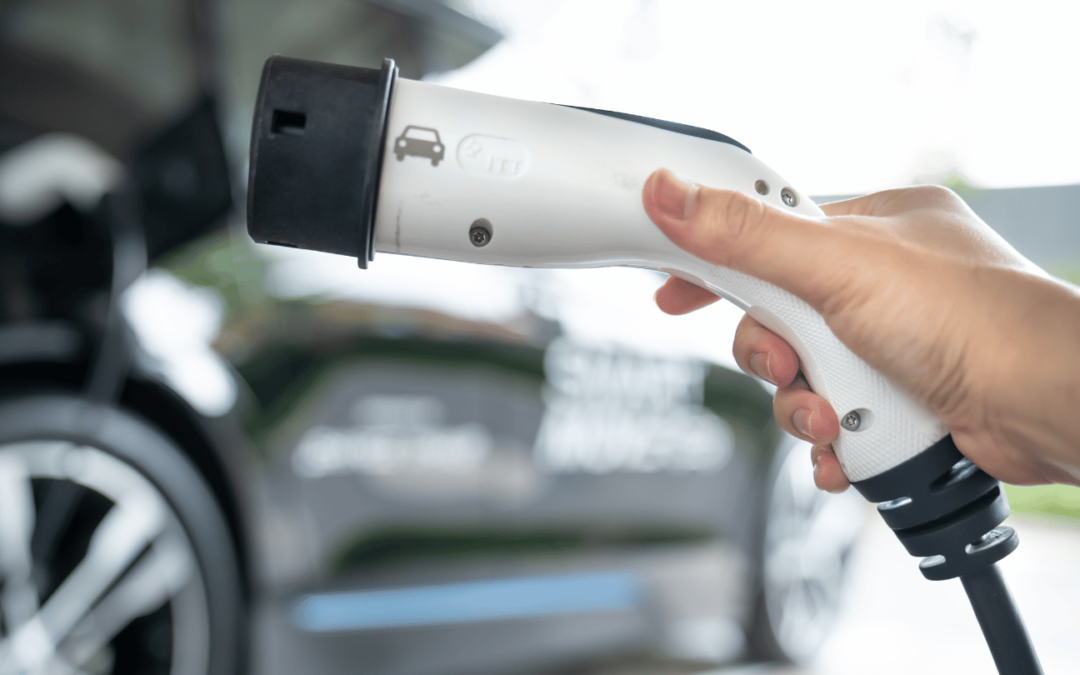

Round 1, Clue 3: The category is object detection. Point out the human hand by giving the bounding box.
[643,168,1080,491]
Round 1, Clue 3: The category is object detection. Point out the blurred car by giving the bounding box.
[0,2,864,674]
[1,229,863,675]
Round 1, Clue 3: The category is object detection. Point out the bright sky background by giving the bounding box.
[439,0,1080,195]
[268,0,1080,370]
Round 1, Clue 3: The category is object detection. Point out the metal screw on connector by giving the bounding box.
[841,410,861,431]
[781,188,798,207]
[469,219,492,247]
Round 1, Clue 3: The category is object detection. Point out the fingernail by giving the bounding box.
[651,170,698,220]
[749,352,774,385]
[793,409,816,440]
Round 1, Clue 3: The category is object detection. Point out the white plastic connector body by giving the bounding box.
[373,78,948,481]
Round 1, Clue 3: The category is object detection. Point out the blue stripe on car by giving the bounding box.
[291,571,641,632]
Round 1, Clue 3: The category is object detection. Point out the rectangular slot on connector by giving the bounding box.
[272,110,307,136]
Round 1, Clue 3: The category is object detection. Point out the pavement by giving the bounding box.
[567,512,1080,675]
[768,511,1080,675]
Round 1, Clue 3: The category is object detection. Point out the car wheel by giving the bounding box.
[747,439,864,663]
[0,394,243,675]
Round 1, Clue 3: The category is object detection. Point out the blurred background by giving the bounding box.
[1,1,1078,675]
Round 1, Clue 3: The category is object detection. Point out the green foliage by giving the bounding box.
[1048,260,1080,286]
[936,170,980,202]
[156,227,272,321]
[1004,483,1080,520]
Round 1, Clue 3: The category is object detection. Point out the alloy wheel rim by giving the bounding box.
[0,441,210,675]
[762,442,864,662]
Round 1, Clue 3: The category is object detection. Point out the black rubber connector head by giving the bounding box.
[247,56,397,267]
[852,434,1018,581]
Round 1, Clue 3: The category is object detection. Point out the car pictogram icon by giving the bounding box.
[394,125,444,166]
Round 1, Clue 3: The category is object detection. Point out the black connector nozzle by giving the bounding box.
[247,56,397,267]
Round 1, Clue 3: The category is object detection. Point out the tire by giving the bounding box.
[746,439,864,664]
[0,394,243,675]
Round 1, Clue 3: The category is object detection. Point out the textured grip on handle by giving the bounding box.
[693,264,948,481]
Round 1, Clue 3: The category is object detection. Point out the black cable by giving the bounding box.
[960,564,1043,675]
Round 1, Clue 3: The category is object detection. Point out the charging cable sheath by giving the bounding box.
[962,566,1042,675]
[245,56,1044,674]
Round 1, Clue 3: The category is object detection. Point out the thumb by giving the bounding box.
[642,168,863,312]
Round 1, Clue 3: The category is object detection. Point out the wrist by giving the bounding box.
[976,273,1080,484]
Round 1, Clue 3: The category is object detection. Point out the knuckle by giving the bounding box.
[731,328,752,358]
[914,183,962,203]
[868,184,967,217]
[902,184,965,210]
[699,190,769,266]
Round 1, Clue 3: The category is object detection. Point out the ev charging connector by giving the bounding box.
[247,56,1042,674]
